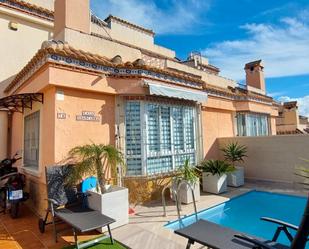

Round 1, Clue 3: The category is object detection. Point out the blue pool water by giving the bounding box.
[165,191,308,247]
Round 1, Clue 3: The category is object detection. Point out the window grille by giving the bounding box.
[125,101,197,175]
[125,102,142,175]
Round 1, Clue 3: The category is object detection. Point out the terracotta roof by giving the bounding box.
[104,15,155,36]
[244,60,263,69]
[204,83,274,103]
[0,0,53,21]
[5,40,204,93]
[277,129,304,135]
[1,0,156,38]
[202,63,220,73]
[283,101,298,109]
[5,40,275,105]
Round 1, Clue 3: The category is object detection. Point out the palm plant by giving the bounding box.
[67,143,124,193]
[200,159,235,176]
[221,142,247,167]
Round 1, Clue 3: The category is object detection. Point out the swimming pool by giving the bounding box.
[165,191,307,247]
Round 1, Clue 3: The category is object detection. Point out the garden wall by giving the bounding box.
[218,135,309,183]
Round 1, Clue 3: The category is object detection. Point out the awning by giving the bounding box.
[0,93,43,113]
[147,82,207,103]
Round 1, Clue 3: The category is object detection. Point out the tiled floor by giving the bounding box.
[0,180,306,249]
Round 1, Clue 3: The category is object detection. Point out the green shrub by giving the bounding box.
[200,159,235,176]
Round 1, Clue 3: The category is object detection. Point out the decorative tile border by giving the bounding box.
[47,54,203,89]
[0,0,54,21]
[8,52,273,107]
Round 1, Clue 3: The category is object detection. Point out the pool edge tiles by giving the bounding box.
[165,190,307,231]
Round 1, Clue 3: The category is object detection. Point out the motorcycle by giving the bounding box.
[0,153,29,218]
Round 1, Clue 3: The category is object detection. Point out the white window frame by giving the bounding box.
[125,100,199,176]
[236,112,270,136]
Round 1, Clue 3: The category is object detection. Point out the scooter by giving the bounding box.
[0,153,29,218]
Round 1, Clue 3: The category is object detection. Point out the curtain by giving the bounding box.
[24,111,40,168]
[237,113,269,137]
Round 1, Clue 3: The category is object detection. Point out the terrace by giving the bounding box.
[0,179,306,249]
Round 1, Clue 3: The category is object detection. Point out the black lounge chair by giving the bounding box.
[175,195,309,249]
[38,165,115,249]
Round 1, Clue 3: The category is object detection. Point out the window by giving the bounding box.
[24,111,40,169]
[236,112,269,136]
[125,101,197,175]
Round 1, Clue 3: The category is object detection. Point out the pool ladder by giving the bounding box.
[162,181,198,224]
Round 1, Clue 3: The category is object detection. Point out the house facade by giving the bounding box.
[0,0,278,214]
[276,101,309,134]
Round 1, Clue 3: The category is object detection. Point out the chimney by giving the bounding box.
[54,0,90,38]
[244,60,265,92]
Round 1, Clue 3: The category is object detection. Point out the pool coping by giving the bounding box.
[164,189,307,229]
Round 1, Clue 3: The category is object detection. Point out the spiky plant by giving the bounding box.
[67,143,124,193]
[176,158,200,186]
[200,160,235,176]
[221,142,247,167]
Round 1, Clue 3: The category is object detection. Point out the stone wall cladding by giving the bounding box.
[25,178,48,217]
[123,173,178,205]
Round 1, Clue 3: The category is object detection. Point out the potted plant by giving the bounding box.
[171,159,200,204]
[221,142,247,187]
[200,159,234,194]
[67,143,128,231]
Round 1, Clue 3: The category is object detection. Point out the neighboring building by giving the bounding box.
[276,101,309,134]
[0,0,53,159]
[0,0,278,214]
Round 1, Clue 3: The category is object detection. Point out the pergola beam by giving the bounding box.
[0,93,43,113]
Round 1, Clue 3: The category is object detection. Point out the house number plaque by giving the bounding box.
[76,111,100,122]
[57,113,66,119]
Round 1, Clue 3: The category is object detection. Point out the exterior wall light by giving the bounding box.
[9,21,18,31]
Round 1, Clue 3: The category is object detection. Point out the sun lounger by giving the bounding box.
[38,165,115,249]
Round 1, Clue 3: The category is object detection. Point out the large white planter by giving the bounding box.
[227,166,244,187]
[202,173,227,194]
[88,186,129,232]
[171,179,200,204]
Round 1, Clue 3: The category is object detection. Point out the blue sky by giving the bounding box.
[91,0,309,117]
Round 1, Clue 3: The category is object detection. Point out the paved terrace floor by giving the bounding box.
[0,180,306,249]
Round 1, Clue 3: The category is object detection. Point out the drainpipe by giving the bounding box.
[7,111,12,157]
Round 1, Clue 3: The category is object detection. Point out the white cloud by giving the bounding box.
[278,95,309,117]
[202,11,309,80]
[91,0,210,35]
